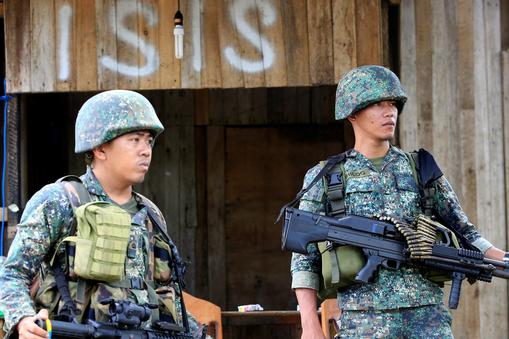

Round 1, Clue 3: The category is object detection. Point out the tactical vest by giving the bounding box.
[313,149,451,300]
[34,176,182,326]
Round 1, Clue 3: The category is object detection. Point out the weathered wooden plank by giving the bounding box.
[163,123,181,245]
[30,0,56,92]
[399,0,418,151]
[311,86,336,124]
[453,2,480,337]
[236,88,268,125]
[229,0,266,87]
[473,1,507,338]
[414,0,433,150]
[200,0,222,88]
[194,90,210,126]
[503,51,509,278]
[218,0,244,88]
[55,0,74,91]
[431,0,459,180]
[5,0,31,92]
[157,0,180,89]
[75,0,97,91]
[207,126,226,307]
[280,0,310,86]
[355,0,382,66]
[179,125,197,292]
[115,0,140,89]
[180,0,202,88]
[259,0,287,87]
[307,0,335,85]
[138,0,161,89]
[332,0,356,82]
[96,0,118,90]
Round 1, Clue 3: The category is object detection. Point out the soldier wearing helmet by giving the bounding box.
[291,66,506,338]
[0,90,206,339]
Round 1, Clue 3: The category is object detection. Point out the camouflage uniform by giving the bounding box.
[291,65,492,337]
[291,147,492,337]
[0,90,204,338]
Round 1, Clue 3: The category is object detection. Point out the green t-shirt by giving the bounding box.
[369,156,385,171]
[118,195,140,216]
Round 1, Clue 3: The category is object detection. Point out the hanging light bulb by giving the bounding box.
[173,9,184,59]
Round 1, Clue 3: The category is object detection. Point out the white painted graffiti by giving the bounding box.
[101,1,160,77]
[224,0,276,73]
[55,0,277,81]
[57,4,72,81]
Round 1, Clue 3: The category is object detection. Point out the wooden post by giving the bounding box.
[207,126,226,308]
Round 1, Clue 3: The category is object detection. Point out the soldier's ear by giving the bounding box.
[92,144,107,160]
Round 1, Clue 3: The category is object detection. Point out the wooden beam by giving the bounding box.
[207,126,226,308]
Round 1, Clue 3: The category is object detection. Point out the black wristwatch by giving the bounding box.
[503,252,509,262]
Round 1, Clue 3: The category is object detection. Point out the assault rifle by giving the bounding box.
[37,299,194,339]
[281,207,509,309]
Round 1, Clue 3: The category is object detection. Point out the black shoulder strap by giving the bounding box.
[409,149,443,216]
[416,148,443,187]
[275,152,348,223]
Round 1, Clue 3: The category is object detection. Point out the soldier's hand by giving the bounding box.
[17,309,49,339]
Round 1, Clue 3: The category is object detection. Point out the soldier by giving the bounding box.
[0,90,205,338]
[291,65,507,338]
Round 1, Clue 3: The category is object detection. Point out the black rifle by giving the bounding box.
[37,299,194,339]
[281,207,509,309]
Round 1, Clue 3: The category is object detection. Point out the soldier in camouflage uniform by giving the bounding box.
[0,90,205,339]
[291,65,507,338]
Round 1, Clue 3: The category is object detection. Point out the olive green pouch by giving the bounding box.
[57,201,132,282]
[317,242,366,300]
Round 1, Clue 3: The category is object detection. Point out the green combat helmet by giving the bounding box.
[75,90,164,153]
[335,65,407,120]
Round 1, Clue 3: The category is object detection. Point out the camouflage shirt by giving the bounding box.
[0,168,202,336]
[290,146,492,310]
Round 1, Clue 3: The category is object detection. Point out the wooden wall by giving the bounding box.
[20,86,352,313]
[4,0,384,92]
[399,0,508,337]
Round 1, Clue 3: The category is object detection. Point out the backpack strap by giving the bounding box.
[276,151,349,223]
[405,149,443,217]
[322,160,347,219]
[47,176,93,320]
[136,193,190,332]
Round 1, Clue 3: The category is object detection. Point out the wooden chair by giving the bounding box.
[183,292,223,339]
[321,299,341,339]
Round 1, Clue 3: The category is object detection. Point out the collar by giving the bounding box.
[80,166,110,200]
[346,145,404,171]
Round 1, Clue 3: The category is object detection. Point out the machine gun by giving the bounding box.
[37,299,194,339]
[281,207,509,309]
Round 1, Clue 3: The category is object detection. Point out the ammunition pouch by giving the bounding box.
[317,242,366,301]
[54,201,132,282]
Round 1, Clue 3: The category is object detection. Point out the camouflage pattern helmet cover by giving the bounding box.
[335,65,407,120]
[75,90,164,153]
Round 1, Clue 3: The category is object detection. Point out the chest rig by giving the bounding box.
[40,175,188,329]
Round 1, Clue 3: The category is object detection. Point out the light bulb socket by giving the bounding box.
[174,10,183,26]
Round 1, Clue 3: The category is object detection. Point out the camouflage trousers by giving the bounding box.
[337,304,453,338]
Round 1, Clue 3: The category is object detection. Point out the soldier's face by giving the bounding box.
[100,130,154,185]
[349,100,398,142]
